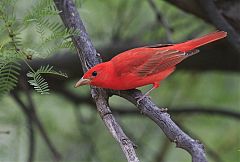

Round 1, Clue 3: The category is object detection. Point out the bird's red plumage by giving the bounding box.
[76,31,227,91]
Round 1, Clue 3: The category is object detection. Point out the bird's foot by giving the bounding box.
[136,94,151,106]
[136,85,156,105]
[136,96,144,105]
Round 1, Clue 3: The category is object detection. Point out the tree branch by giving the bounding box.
[25,99,35,162]
[73,108,101,161]
[10,90,62,161]
[111,89,208,162]
[10,92,35,162]
[53,0,139,161]
[147,0,173,43]
[163,0,210,23]
[196,0,240,53]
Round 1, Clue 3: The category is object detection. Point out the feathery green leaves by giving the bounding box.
[27,65,67,94]
[0,0,72,96]
[24,0,60,24]
[0,56,20,98]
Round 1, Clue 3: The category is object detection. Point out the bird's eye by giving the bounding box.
[92,71,98,77]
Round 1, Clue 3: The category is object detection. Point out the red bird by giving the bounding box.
[75,31,227,101]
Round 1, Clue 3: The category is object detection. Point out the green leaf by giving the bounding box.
[0,58,20,98]
[27,65,68,94]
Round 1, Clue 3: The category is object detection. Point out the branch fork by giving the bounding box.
[54,0,208,162]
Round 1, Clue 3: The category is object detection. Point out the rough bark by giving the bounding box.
[53,0,139,161]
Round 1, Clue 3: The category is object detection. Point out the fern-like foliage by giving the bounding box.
[0,58,20,97]
[23,0,78,56]
[0,0,71,96]
[24,0,59,23]
[0,0,21,98]
[27,65,67,94]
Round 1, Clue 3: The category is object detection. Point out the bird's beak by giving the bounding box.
[74,77,91,88]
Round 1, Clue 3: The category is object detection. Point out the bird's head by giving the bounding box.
[74,62,111,88]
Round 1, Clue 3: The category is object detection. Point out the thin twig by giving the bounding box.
[26,113,35,162]
[10,91,62,161]
[10,92,35,162]
[25,93,35,162]
[21,82,36,162]
[53,0,139,161]
[147,0,173,43]
[73,107,102,162]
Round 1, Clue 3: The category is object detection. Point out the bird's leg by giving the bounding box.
[136,87,154,105]
[137,83,159,105]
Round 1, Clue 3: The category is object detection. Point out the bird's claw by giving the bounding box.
[136,95,151,106]
[136,97,144,105]
[136,99,141,106]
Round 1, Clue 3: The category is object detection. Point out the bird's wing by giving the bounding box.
[136,48,199,77]
[111,47,198,77]
[111,48,157,76]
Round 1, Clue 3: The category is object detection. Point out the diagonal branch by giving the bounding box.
[196,0,240,53]
[25,97,35,162]
[147,0,173,43]
[10,90,62,161]
[53,0,139,161]
[163,0,240,54]
[10,92,35,162]
[111,89,208,162]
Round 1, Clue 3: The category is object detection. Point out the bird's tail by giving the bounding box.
[174,31,227,51]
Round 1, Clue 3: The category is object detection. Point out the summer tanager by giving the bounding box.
[75,31,227,101]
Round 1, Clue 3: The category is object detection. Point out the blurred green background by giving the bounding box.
[0,0,239,162]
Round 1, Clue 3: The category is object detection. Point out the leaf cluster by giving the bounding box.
[27,65,67,94]
[0,0,72,97]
